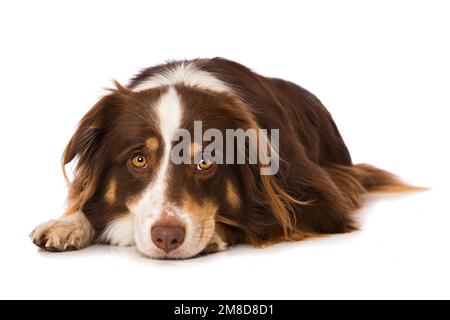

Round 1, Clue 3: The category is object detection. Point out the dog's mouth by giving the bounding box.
[134,217,216,260]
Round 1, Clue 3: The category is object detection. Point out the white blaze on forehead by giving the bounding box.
[132,61,231,93]
[101,88,183,247]
[130,87,182,221]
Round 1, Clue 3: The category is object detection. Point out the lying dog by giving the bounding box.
[30,58,413,259]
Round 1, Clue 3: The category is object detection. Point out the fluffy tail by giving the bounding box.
[326,163,423,195]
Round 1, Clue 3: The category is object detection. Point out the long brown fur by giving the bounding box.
[48,58,419,251]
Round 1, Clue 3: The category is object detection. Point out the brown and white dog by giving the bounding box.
[30,58,413,259]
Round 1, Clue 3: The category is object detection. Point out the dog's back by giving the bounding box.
[197,58,417,236]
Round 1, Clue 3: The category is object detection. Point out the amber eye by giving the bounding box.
[131,155,148,168]
[196,159,214,171]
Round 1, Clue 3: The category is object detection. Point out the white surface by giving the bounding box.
[0,0,449,299]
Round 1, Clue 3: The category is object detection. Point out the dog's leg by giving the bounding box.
[30,210,94,252]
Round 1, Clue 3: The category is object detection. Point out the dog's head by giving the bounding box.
[63,78,298,259]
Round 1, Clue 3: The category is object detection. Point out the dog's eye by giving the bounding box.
[196,159,214,171]
[131,155,148,168]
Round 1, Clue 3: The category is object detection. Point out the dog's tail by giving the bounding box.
[326,163,424,195]
[352,163,424,193]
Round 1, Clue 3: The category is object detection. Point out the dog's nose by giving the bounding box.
[151,223,185,253]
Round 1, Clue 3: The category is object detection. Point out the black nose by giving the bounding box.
[151,225,185,253]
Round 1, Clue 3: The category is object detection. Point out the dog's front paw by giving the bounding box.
[203,232,228,254]
[30,212,94,252]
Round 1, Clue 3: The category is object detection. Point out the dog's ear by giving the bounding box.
[238,156,311,244]
[62,94,116,211]
[218,119,311,244]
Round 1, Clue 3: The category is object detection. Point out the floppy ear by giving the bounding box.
[217,121,311,245]
[236,158,312,244]
[62,95,114,213]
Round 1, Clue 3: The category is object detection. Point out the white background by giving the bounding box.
[0,0,449,299]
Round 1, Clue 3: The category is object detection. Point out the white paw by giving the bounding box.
[30,212,94,252]
[203,232,228,254]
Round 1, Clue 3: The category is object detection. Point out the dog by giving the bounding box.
[30,58,414,259]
